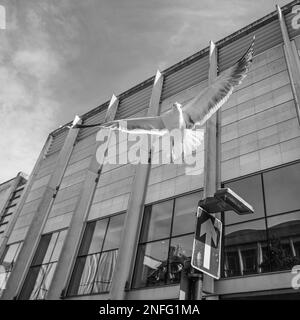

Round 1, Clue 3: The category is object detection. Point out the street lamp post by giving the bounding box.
[179,40,254,300]
[193,39,219,300]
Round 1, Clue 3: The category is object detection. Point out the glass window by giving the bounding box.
[266,212,300,272]
[134,191,201,289]
[67,213,125,296]
[132,240,169,288]
[294,237,300,258]
[168,234,193,284]
[224,219,268,277]
[82,220,108,255]
[92,250,118,293]
[68,254,100,296]
[19,230,66,300]
[140,201,173,242]
[102,214,125,251]
[224,250,241,277]
[224,174,265,225]
[263,163,300,216]
[223,164,300,278]
[172,192,202,236]
[240,246,258,275]
[31,234,52,266]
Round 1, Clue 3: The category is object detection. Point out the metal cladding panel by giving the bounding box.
[77,106,108,141]
[116,83,153,119]
[218,18,283,72]
[161,53,209,100]
[285,7,300,39]
[46,129,68,157]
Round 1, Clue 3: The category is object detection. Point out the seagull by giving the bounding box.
[72,37,254,157]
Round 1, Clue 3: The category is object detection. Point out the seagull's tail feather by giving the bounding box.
[171,129,205,162]
[183,129,205,156]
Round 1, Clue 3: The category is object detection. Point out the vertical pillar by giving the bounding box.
[277,5,300,125]
[2,116,82,300]
[109,70,164,300]
[47,95,119,300]
[194,41,219,299]
[0,135,52,259]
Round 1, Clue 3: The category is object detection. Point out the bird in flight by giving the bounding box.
[72,37,254,158]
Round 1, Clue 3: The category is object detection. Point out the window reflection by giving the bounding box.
[134,192,199,289]
[263,163,300,215]
[67,213,124,296]
[224,163,300,278]
[264,212,300,272]
[224,175,264,225]
[140,201,173,242]
[224,219,267,277]
[168,235,193,284]
[19,230,66,300]
[133,240,169,288]
[172,193,201,236]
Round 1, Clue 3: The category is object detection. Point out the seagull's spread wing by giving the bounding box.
[182,36,254,127]
[103,116,167,135]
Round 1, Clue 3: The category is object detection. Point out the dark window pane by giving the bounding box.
[168,234,193,284]
[42,232,59,265]
[240,246,258,275]
[102,214,125,251]
[140,201,173,242]
[224,219,267,277]
[266,212,300,271]
[224,175,264,225]
[78,222,96,255]
[224,250,241,277]
[29,263,57,300]
[19,266,41,300]
[68,254,100,296]
[51,230,67,261]
[93,250,118,293]
[267,212,300,239]
[264,163,300,215]
[172,193,201,236]
[294,238,300,257]
[20,230,66,300]
[225,219,267,247]
[133,240,169,288]
[83,219,108,255]
[31,234,52,266]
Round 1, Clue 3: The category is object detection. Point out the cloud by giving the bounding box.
[0,5,6,30]
[13,49,60,83]
[0,0,80,182]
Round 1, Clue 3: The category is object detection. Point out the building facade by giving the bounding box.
[1,1,300,300]
[0,172,27,297]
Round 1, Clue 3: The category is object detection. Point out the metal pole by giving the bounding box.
[193,40,219,300]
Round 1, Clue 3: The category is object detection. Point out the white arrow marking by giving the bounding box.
[200,218,218,270]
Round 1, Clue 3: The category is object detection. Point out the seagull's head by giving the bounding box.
[172,102,182,111]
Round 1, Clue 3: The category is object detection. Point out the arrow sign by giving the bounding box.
[200,218,218,270]
[191,207,222,279]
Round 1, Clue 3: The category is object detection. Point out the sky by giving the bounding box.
[0,0,292,182]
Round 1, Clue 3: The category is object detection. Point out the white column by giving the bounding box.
[109,70,164,300]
